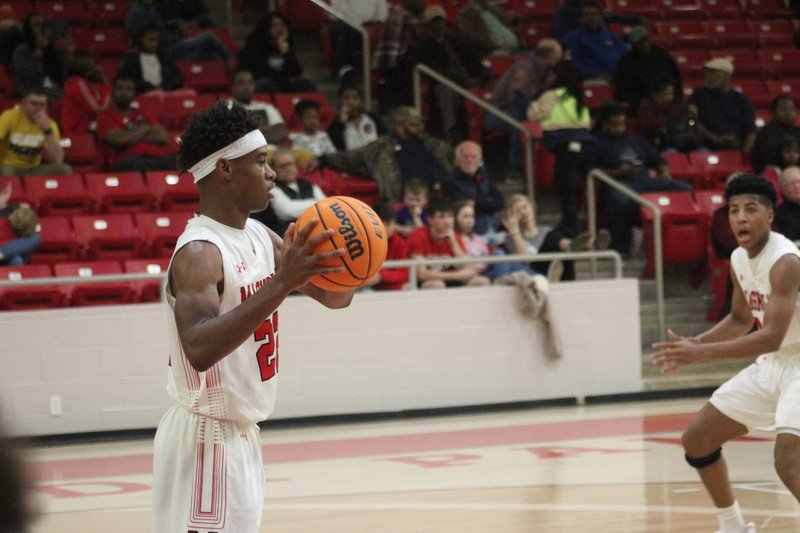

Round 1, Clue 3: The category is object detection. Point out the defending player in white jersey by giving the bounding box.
[652,174,800,533]
[151,101,355,533]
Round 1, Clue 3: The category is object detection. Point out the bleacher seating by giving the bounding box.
[24,174,92,216]
[72,213,146,261]
[135,211,194,258]
[30,216,81,266]
[124,258,169,303]
[177,61,231,93]
[0,264,63,310]
[144,171,199,212]
[55,260,134,307]
[640,191,707,277]
[85,171,155,213]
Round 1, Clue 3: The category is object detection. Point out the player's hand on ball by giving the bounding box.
[279,219,345,289]
[650,329,704,373]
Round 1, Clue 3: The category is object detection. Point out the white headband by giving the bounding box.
[189,129,267,183]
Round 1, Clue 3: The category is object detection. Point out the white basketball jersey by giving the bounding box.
[731,231,800,353]
[164,215,279,424]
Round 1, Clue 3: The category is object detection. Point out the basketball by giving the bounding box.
[293,196,388,292]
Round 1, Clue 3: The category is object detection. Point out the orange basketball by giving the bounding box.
[293,196,388,292]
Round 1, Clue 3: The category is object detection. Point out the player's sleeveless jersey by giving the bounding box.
[164,214,279,424]
[731,231,800,354]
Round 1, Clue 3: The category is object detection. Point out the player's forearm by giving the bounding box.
[694,314,753,345]
[696,322,784,362]
[179,279,294,372]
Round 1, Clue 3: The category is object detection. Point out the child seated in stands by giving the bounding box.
[368,201,409,291]
[394,178,429,237]
[407,197,491,289]
[761,136,799,206]
[290,99,336,158]
[454,200,490,278]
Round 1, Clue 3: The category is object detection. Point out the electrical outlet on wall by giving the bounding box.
[49,396,62,417]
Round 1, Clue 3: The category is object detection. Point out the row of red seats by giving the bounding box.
[638,190,730,320]
[5,171,199,215]
[4,0,128,28]
[30,210,193,265]
[0,258,169,309]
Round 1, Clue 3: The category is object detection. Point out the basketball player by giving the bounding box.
[151,101,354,533]
[652,174,800,533]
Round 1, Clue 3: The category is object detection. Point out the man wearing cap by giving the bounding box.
[689,57,756,153]
[614,26,682,112]
[413,5,487,142]
[321,106,454,202]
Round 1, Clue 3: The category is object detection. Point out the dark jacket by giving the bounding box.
[117,50,184,93]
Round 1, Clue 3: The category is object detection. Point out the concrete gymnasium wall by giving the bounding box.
[0,280,642,437]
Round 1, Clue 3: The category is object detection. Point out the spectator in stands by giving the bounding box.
[0,182,39,265]
[447,140,504,234]
[368,200,410,291]
[614,26,682,112]
[0,86,71,177]
[526,59,596,235]
[250,148,327,237]
[61,50,111,135]
[329,0,388,81]
[752,95,800,174]
[592,102,692,256]
[688,57,756,153]
[155,0,216,31]
[501,193,606,282]
[407,196,490,289]
[412,5,488,143]
[0,5,23,66]
[228,69,288,146]
[761,137,800,206]
[636,74,700,152]
[328,84,386,151]
[117,25,184,95]
[456,0,521,55]
[238,12,316,95]
[126,0,230,64]
[96,75,176,172]
[485,39,563,175]
[554,0,645,39]
[395,178,429,237]
[12,13,68,99]
[372,0,425,113]
[321,106,454,202]
[291,100,336,158]
[562,1,629,82]
[454,199,491,275]
[775,166,800,242]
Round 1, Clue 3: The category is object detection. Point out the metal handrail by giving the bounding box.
[586,168,665,339]
[307,0,373,110]
[0,251,621,290]
[411,63,536,207]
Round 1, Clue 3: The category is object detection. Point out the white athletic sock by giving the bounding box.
[717,500,747,532]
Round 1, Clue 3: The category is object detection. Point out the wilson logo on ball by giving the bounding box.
[328,201,364,260]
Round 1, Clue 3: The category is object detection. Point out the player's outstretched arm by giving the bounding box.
[268,223,355,309]
[651,254,800,372]
[172,222,348,372]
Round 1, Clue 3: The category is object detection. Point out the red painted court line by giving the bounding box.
[32,412,694,483]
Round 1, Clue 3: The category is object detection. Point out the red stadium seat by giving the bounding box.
[299,167,340,197]
[610,0,659,18]
[717,49,764,79]
[661,152,704,187]
[758,48,800,78]
[519,22,554,47]
[671,49,710,82]
[61,133,100,173]
[36,0,92,26]
[144,171,199,211]
[750,20,797,49]
[657,0,703,19]
[135,211,194,258]
[124,258,169,302]
[72,213,146,260]
[654,21,710,49]
[90,0,129,27]
[463,87,495,143]
[73,27,131,57]
[746,0,794,19]
[766,78,800,101]
[511,0,560,20]
[0,264,63,310]
[7,1,34,20]
[324,169,379,205]
[133,92,165,119]
[177,61,231,93]
[29,216,81,265]
[689,151,748,186]
[731,79,771,109]
[700,0,744,18]
[85,171,156,213]
[640,191,707,277]
[24,174,93,216]
[54,260,134,307]
[583,83,614,110]
[701,21,754,49]
[159,92,218,130]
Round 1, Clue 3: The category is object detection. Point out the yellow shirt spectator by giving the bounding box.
[0,106,60,169]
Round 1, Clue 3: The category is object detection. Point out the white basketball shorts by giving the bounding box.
[710,352,800,435]
[151,406,265,533]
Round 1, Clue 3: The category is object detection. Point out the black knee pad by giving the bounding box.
[685,447,722,469]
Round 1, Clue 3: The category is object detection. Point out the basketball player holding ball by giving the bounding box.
[151,101,355,533]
